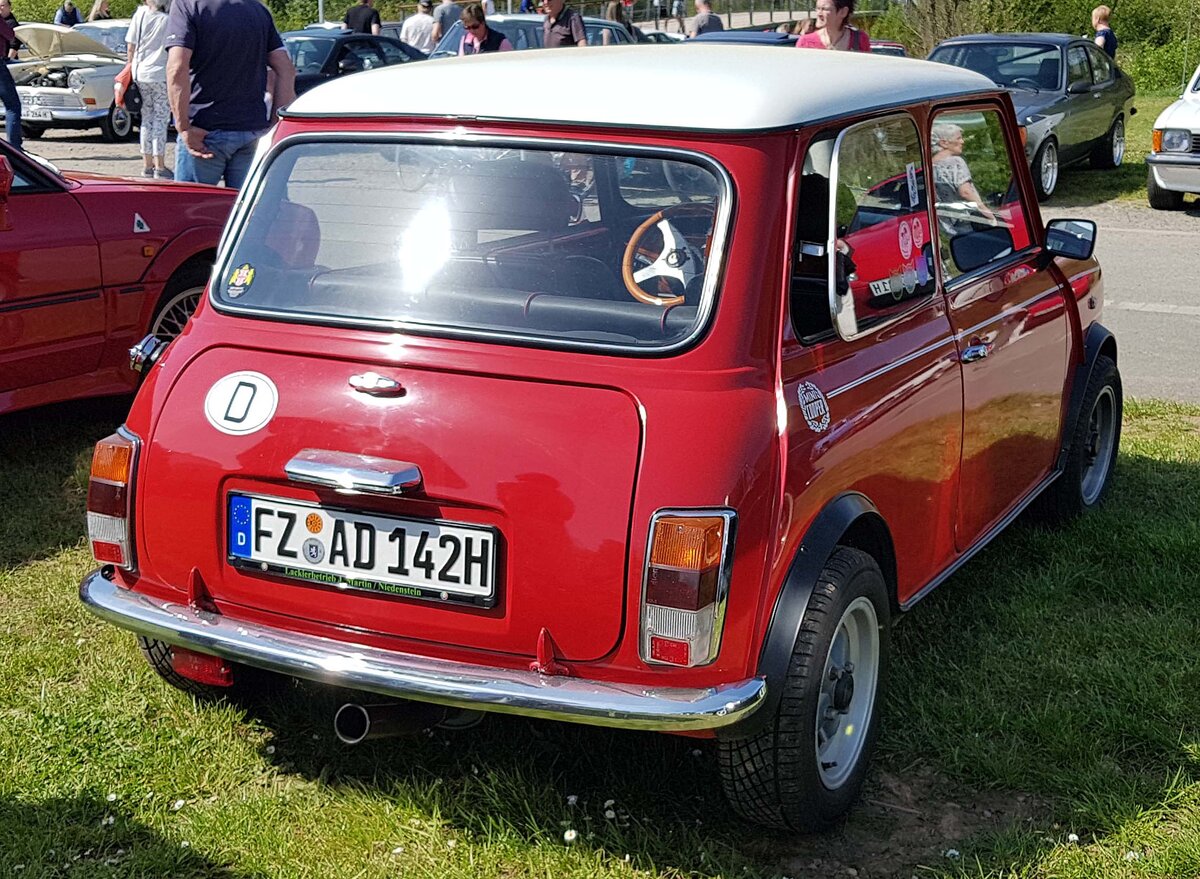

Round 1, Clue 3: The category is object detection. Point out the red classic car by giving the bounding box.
[0,141,235,415]
[80,47,1121,830]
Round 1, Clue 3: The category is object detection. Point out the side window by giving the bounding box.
[790,116,934,342]
[930,109,1033,282]
[377,40,411,64]
[1087,44,1113,83]
[1067,45,1091,90]
[340,40,383,70]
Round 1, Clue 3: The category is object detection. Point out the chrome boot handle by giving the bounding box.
[285,449,422,495]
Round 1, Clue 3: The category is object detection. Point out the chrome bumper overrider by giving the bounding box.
[80,570,766,732]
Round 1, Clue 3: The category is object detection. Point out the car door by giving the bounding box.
[1084,42,1121,141]
[930,105,1069,550]
[782,116,962,604]
[0,151,104,394]
[1059,44,1098,162]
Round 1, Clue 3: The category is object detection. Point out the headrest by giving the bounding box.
[264,200,321,269]
[446,159,574,235]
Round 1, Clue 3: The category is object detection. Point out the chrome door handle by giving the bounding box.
[349,372,404,396]
[961,343,992,363]
[285,449,422,495]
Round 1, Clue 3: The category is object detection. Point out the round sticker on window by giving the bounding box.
[204,371,279,436]
[911,216,925,249]
[898,220,913,261]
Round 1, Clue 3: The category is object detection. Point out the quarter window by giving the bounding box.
[377,40,412,64]
[1087,44,1113,83]
[930,110,1032,281]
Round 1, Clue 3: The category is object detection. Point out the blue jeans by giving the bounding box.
[0,62,22,152]
[174,128,263,189]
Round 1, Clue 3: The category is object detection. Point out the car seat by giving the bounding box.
[1037,57,1060,90]
[263,200,321,269]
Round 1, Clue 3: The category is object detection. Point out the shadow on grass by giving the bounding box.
[0,397,131,569]
[0,792,261,878]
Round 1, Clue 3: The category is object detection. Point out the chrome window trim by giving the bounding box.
[638,507,738,667]
[210,130,736,358]
[826,111,935,343]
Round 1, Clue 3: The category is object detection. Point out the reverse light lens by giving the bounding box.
[640,510,735,668]
[87,431,138,569]
[1159,128,1191,152]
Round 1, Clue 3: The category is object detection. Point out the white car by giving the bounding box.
[1147,62,1200,210]
[3,23,133,142]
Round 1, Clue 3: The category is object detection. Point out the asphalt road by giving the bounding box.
[23,130,1200,403]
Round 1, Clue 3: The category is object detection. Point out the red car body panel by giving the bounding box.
[0,149,235,415]
[98,91,1107,725]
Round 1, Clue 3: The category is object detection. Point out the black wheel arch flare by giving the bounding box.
[1055,322,1117,472]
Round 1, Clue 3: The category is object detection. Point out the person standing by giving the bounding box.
[53,0,81,25]
[343,0,381,36]
[88,0,111,20]
[458,1,510,53]
[687,0,722,37]
[127,0,171,178]
[795,0,869,50]
[1092,5,1116,58]
[543,0,585,47]
[431,0,460,45]
[670,0,683,32]
[0,0,22,62]
[400,0,435,53]
[166,0,296,189]
[0,13,20,150]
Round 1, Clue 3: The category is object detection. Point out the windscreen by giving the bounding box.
[215,141,726,351]
[929,43,1061,91]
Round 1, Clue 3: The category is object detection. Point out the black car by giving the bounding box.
[929,33,1136,200]
[283,28,427,95]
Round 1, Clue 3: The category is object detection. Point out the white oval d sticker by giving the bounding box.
[204,371,279,436]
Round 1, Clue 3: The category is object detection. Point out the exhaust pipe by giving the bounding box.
[333,701,446,745]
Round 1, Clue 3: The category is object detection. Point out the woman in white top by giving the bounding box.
[125,0,171,178]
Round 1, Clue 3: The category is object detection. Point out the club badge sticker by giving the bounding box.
[797,381,830,433]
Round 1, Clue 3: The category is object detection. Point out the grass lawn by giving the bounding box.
[1,396,1199,878]
[1050,95,1198,208]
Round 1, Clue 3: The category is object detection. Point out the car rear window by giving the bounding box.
[214,140,728,352]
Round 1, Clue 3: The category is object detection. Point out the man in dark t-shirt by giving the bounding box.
[166,0,296,188]
[543,0,585,47]
[344,0,381,35]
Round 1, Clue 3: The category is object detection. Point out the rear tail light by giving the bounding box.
[87,430,139,569]
[171,647,234,687]
[640,510,736,668]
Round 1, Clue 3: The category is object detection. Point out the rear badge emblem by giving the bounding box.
[797,381,830,433]
[204,371,279,436]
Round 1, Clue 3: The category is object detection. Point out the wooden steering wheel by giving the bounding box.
[620,202,714,307]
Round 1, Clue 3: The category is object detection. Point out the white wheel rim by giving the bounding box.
[113,106,131,137]
[1081,385,1117,505]
[151,286,203,341]
[815,595,880,790]
[1112,119,1125,166]
[1041,143,1058,195]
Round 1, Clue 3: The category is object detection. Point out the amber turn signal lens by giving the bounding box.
[1019,125,1028,149]
[1152,129,1163,153]
[91,436,133,483]
[649,516,724,571]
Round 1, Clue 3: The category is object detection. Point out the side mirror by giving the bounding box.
[1066,80,1090,95]
[0,156,12,232]
[948,224,1014,274]
[1044,218,1096,260]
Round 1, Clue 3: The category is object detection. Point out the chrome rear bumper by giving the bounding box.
[80,569,766,732]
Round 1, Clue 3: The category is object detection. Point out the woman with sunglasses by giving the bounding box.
[458,2,513,54]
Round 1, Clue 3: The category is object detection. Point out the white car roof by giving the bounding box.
[286,45,996,132]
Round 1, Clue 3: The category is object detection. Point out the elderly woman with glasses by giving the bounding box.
[458,2,513,54]
[795,0,869,51]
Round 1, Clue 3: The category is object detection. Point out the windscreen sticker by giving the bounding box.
[906,163,919,208]
[226,263,256,299]
[797,381,830,433]
[898,220,913,261]
[204,371,278,436]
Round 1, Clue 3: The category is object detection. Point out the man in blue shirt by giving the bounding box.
[165,0,296,188]
[1091,5,1117,58]
[53,0,81,25]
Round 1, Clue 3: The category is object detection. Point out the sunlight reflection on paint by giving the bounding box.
[845,724,855,736]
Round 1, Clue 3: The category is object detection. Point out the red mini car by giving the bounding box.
[0,141,235,415]
[81,47,1121,830]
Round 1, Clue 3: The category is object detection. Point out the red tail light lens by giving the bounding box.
[640,510,736,668]
[87,430,139,570]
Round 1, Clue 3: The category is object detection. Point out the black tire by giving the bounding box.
[150,260,210,343]
[1032,138,1059,202]
[100,103,134,142]
[1035,354,1122,523]
[718,547,890,831]
[1147,168,1185,211]
[1090,115,1124,169]
[20,123,45,140]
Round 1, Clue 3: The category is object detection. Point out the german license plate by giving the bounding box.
[22,107,51,120]
[227,493,497,607]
